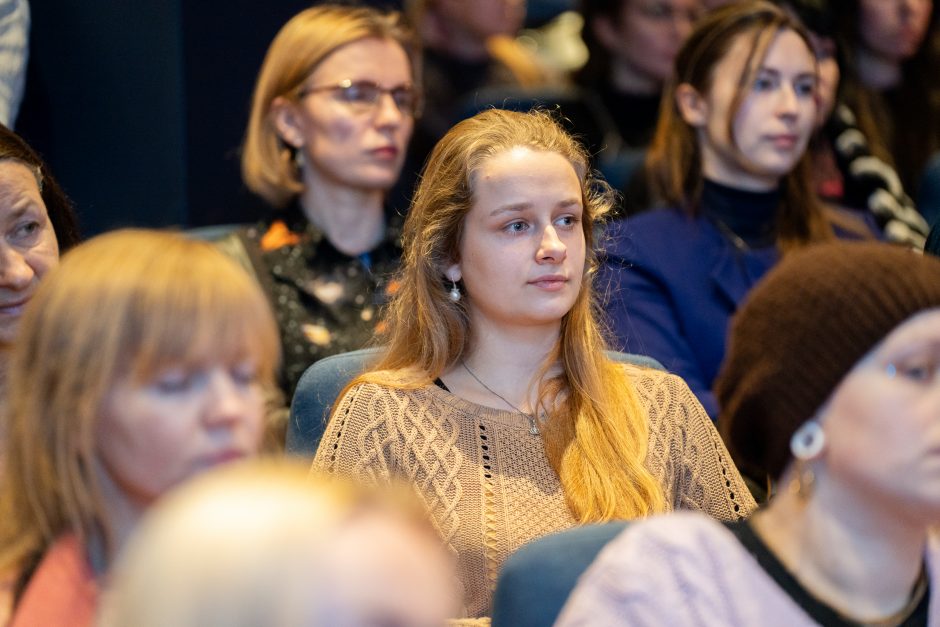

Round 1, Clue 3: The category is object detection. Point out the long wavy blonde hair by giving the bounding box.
[0,230,280,603]
[355,108,665,522]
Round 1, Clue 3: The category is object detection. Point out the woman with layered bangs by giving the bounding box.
[312,108,755,622]
[0,230,279,626]
[602,1,875,420]
[233,5,419,402]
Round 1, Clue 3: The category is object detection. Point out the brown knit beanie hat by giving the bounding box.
[716,241,940,481]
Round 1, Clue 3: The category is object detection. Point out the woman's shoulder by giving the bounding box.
[620,365,697,415]
[601,208,718,263]
[559,513,752,618]
[338,373,433,403]
[10,534,98,627]
[607,510,740,556]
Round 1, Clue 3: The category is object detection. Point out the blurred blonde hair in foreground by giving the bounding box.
[97,461,459,627]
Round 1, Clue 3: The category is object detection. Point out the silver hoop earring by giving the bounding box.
[449,281,461,302]
[790,420,825,460]
[789,420,825,499]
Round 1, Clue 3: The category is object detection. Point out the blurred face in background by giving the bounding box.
[681,28,817,190]
[275,37,415,193]
[857,0,932,62]
[594,0,703,93]
[434,0,527,41]
[0,160,59,350]
[807,31,840,129]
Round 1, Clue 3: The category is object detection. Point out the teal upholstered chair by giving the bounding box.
[491,521,631,627]
[286,348,663,457]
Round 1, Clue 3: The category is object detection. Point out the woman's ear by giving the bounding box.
[270,96,306,149]
[675,83,708,127]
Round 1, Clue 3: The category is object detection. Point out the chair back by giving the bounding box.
[491,521,630,627]
[286,348,663,456]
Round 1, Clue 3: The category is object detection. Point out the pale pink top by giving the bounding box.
[556,511,940,627]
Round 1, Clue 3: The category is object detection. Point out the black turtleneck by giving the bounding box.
[700,179,781,249]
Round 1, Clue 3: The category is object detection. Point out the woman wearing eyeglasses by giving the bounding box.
[235,5,418,403]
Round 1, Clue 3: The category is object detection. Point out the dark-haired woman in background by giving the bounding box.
[602,1,873,418]
[576,0,702,150]
[0,123,79,375]
[781,0,929,246]
[836,0,939,198]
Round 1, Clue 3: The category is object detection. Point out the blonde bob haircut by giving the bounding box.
[99,461,455,627]
[357,108,666,522]
[241,5,418,208]
[0,229,280,598]
[645,1,833,252]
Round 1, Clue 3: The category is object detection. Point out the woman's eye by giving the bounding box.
[12,220,40,241]
[895,360,940,382]
[231,364,258,387]
[555,215,579,228]
[505,221,528,233]
[753,75,776,91]
[795,79,817,97]
[154,373,194,394]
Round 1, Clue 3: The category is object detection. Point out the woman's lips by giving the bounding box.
[0,298,29,316]
[528,276,568,291]
[767,134,798,149]
[371,146,400,160]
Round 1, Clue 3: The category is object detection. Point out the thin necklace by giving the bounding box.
[461,361,540,435]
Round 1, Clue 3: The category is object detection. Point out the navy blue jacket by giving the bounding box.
[599,208,776,418]
[600,207,877,419]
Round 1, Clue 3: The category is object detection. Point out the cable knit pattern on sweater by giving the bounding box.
[312,367,756,622]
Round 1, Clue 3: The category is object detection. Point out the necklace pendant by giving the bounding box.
[529,423,540,436]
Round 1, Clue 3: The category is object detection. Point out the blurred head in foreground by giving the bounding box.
[99,462,459,627]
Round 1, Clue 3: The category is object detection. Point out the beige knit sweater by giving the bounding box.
[312,366,756,622]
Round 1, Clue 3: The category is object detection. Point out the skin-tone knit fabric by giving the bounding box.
[312,366,756,622]
[555,512,940,626]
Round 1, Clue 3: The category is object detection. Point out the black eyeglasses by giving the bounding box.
[298,79,421,117]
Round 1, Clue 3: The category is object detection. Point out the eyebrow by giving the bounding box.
[1,205,36,224]
[756,67,817,81]
[488,198,582,217]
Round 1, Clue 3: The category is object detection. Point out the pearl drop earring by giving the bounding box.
[449,280,461,302]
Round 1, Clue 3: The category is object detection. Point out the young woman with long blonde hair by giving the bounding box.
[312,108,755,622]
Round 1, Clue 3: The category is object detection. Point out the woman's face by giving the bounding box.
[96,359,265,507]
[282,37,414,192]
[808,31,840,129]
[683,28,817,190]
[858,0,932,62]
[435,0,526,42]
[447,147,586,337]
[0,160,59,349]
[596,0,703,91]
[819,308,940,522]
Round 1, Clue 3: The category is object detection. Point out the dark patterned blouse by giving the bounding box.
[227,204,402,402]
